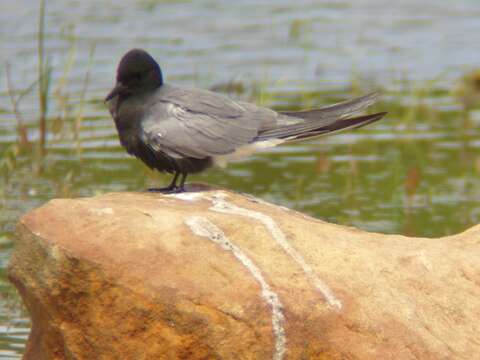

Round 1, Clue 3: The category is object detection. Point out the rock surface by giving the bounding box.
[8,189,480,360]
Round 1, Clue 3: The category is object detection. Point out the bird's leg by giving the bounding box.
[176,173,188,193]
[166,172,180,190]
[148,172,179,193]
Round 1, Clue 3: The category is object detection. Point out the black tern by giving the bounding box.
[106,49,386,193]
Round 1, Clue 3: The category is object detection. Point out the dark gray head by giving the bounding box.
[105,49,163,101]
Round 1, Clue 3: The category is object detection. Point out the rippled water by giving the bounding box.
[1,0,480,356]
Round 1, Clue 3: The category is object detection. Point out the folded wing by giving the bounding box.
[141,85,271,159]
[141,85,384,160]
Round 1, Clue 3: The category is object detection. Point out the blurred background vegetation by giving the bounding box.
[1,0,480,356]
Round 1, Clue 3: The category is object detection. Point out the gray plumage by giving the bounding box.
[106,49,386,192]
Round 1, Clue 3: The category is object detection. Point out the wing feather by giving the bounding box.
[139,85,382,160]
[140,85,268,159]
[280,92,379,123]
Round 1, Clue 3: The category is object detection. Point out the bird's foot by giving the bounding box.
[147,186,173,193]
[147,186,185,194]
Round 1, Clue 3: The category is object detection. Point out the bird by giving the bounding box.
[106,49,386,193]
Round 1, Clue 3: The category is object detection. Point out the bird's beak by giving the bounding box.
[105,82,127,102]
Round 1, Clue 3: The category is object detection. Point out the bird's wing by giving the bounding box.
[140,85,382,159]
[140,85,274,159]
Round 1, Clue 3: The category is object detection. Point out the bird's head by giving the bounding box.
[105,49,163,102]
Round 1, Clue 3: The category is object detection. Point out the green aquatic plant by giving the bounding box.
[453,68,480,111]
[37,0,50,156]
[73,43,96,154]
[0,0,97,208]
[5,64,33,149]
[4,0,95,160]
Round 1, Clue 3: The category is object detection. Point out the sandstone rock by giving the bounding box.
[8,189,480,359]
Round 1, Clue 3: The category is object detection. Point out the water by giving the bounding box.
[1,0,480,356]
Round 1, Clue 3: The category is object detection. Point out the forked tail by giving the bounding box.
[255,92,386,142]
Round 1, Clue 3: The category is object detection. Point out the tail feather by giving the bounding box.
[280,92,379,123]
[255,112,386,142]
